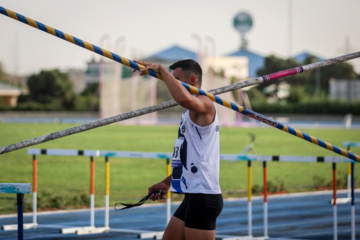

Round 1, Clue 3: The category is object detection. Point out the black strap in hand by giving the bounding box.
[114,190,166,211]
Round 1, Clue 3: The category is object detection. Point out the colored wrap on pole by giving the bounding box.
[1,6,360,163]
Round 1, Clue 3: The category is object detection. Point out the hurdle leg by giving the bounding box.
[166,158,171,224]
[247,161,252,237]
[17,193,24,240]
[32,154,37,226]
[347,163,351,198]
[347,146,351,198]
[263,161,268,238]
[332,163,337,240]
[351,162,355,240]
[90,156,95,227]
[105,156,110,229]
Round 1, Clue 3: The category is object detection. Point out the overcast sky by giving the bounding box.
[0,0,359,76]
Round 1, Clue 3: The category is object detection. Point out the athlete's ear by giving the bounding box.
[190,74,197,86]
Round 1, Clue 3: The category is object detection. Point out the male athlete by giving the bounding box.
[136,59,223,240]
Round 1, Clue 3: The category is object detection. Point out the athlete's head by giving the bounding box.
[170,59,202,88]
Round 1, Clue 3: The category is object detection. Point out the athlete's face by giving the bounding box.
[171,67,193,86]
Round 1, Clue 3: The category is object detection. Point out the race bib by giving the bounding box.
[172,138,184,167]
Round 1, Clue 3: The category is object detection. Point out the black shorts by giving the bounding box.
[173,193,223,230]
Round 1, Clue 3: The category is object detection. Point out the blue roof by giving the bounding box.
[144,45,197,62]
[292,51,324,63]
[225,49,265,77]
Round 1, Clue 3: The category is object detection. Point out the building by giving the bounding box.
[67,68,86,94]
[292,51,324,63]
[144,45,197,67]
[330,79,360,102]
[0,82,23,107]
[226,49,264,77]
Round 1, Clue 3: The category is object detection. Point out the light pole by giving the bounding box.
[98,34,110,119]
[288,0,293,58]
[115,36,126,115]
[205,36,216,90]
[192,34,203,66]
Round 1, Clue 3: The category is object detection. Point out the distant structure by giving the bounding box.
[233,11,253,51]
[67,68,86,94]
[292,51,324,63]
[144,45,197,67]
[79,37,329,125]
[330,79,360,102]
[0,82,23,107]
[226,49,264,78]
[143,44,250,125]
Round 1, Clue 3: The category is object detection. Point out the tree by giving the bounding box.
[302,55,359,95]
[22,69,76,110]
[0,62,7,82]
[255,54,359,102]
[256,55,305,100]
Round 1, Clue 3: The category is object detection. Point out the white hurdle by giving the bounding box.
[1,149,344,240]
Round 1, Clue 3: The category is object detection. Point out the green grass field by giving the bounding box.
[0,122,359,214]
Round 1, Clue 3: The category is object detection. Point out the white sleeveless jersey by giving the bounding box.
[170,110,221,194]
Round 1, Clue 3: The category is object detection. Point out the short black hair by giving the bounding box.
[169,59,202,87]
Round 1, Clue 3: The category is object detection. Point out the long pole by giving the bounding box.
[1,6,360,162]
